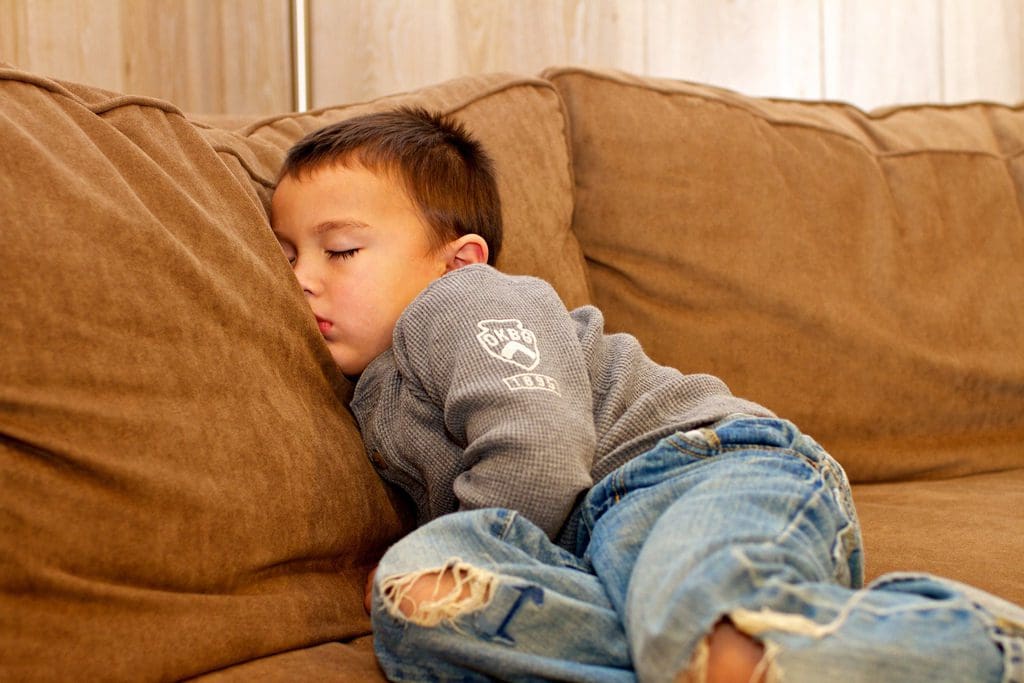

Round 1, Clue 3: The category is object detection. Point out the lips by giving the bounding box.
[315,315,333,335]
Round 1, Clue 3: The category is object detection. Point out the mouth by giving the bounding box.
[314,315,333,335]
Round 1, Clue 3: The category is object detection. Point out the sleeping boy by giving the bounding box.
[270,107,1023,683]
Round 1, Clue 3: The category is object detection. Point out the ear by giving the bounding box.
[445,234,489,271]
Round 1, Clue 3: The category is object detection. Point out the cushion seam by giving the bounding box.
[543,67,1024,161]
[1,69,184,117]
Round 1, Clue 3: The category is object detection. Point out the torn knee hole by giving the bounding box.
[684,618,777,683]
[379,559,496,626]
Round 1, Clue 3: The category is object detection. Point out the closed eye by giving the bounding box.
[327,249,360,261]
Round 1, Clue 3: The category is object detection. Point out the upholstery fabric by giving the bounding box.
[0,68,402,681]
[853,471,1024,603]
[544,66,1024,485]
[3,61,1021,678]
[193,637,381,681]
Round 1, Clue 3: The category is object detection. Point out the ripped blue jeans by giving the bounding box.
[371,417,1024,682]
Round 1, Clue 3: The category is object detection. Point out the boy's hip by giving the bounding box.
[577,415,864,585]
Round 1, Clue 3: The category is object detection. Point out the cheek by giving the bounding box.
[332,286,392,333]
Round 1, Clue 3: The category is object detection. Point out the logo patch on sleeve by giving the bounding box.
[476,319,561,396]
[476,319,541,371]
[503,373,561,395]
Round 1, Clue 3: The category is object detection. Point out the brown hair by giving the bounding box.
[278,107,503,264]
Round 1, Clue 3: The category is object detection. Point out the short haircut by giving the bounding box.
[278,107,503,265]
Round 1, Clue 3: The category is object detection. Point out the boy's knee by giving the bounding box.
[378,560,496,626]
[677,620,769,683]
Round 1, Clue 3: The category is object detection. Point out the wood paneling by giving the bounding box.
[310,0,458,107]
[942,0,1024,103]
[3,0,1023,114]
[1,0,124,87]
[309,0,1023,110]
[0,0,292,114]
[308,0,649,106]
[121,0,293,114]
[642,0,821,100]
[822,0,944,109]
[309,0,825,105]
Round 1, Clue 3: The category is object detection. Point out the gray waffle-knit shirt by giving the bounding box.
[349,264,773,550]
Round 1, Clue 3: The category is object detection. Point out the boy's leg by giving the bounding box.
[371,507,635,683]
[580,416,1022,683]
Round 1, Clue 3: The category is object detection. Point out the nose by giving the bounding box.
[292,256,322,296]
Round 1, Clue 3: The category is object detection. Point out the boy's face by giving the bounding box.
[271,163,451,376]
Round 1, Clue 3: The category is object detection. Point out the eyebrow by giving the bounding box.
[315,219,372,236]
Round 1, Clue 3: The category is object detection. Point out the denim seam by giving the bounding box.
[663,436,846,571]
[668,436,824,474]
[665,433,719,458]
[739,456,860,589]
[497,509,518,541]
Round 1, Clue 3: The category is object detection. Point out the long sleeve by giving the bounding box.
[391,265,595,539]
[350,264,774,546]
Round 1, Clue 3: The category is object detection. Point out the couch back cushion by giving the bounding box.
[546,67,1024,483]
[1,70,410,679]
[1,68,589,679]
[194,73,591,310]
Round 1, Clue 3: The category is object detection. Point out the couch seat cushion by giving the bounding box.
[854,470,1024,606]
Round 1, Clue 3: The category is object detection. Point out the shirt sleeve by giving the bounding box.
[391,265,596,539]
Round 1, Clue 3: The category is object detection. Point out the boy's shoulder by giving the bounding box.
[393,265,575,363]
[408,264,563,317]
[436,263,548,289]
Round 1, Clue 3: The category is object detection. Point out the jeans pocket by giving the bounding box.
[702,416,866,587]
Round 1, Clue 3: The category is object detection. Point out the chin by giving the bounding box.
[335,361,359,377]
[334,356,367,379]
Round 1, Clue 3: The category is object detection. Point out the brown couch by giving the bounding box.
[2,63,1022,681]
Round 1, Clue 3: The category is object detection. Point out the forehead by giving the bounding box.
[270,164,436,250]
[279,155,409,198]
[272,163,410,220]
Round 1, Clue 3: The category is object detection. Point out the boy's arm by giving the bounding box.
[394,266,595,539]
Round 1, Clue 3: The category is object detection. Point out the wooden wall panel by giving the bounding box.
[822,0,944,109]
[458,0,647,75]
[4,0,1023,114]
[309,0,824,107]
[0,0,124,88]
[0,0,292,114]
[310,0,457,107]
[942,0,1024,103]
[308,0,648,107]
[643,0,822,99]
[120,0,293,114]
